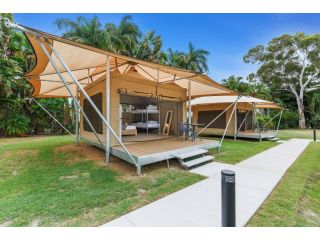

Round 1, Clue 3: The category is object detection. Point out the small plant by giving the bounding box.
[0,113,30,136]
[256,115,274,130]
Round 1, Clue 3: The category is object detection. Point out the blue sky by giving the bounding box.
[14,13,320,83]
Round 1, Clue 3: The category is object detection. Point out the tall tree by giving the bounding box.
[221,75,272,100]
[104,15,140,55]
[221,75,248,94]
[244,33,320,128]
[161,42,209,73]
[55,16,107,49]
[130,31,163,62]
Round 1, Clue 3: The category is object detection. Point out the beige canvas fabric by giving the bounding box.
[191,95,282,109]
[23,26,234,98]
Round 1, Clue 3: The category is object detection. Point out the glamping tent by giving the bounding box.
[191,96,283,141]
[5,19,235,174]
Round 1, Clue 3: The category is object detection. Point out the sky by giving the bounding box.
[14,13,320,83]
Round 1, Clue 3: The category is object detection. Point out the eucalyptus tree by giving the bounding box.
[244,33,320,128]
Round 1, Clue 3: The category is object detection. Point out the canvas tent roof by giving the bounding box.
[22,25,234,98]
[191,95,282,109]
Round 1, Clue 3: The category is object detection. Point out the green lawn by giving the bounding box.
[0,136,204,227]
[277,129,316,140]
[208,138,278,164]
[247,142,320,226]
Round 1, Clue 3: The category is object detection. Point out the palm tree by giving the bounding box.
[104,15,141,55]
[55,16,107,49]
[222,75,247,93]
[161,42,209,73]
[130,31,162,61]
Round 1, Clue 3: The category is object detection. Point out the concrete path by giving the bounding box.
[103,138,310,227]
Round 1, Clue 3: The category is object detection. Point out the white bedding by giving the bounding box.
[131,122,160,129]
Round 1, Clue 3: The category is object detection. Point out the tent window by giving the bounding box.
[83,92,103,134]
[198,110,226,129]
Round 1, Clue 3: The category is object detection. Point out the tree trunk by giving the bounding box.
[297,97,306,129]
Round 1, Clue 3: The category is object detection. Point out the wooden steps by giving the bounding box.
[175,149,214,169]
[175,149,208,160]
[180,155,214,169]
[269,137,280,142]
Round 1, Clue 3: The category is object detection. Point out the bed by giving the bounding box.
[121,125,138,136]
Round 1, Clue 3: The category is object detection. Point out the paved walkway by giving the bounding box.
[103,138,311,227]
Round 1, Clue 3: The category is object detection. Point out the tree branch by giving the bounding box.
[303,68,320,88]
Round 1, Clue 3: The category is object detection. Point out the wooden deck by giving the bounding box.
[111,138,220,166]
[80,130,219,174]
[200,130,277,140]
[236,131,277,140]
[121,133,173,142]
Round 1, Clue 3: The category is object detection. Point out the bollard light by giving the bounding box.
[221,169,236,227]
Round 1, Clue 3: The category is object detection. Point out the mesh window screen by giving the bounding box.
[198,110,226,128]
[83,92,103,134]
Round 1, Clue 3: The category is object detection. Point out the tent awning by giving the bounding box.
[22,25,234,99]
[191,96,282,109]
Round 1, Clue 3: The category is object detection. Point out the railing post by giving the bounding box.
[221,169,236,227]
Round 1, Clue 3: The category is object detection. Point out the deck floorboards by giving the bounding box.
[111,138,215,157]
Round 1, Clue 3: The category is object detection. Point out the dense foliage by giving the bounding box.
[0,14,72,137]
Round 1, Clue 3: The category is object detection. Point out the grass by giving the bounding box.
[247,142,320,226]
[277,129,316,140]
[0,136,204,227]
[207,138,278,164]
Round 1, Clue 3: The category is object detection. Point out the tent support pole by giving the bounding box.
[45,39,140,174]
[35,36,105,149]
[276,110,283,137]
[188,80,192,125]
[31,97,74,137]
[219,99,238,150]
[75,94,80,145]
[253,103,262,142]
[196,96,242,137]
[236,110,250,136]
[105,56,111,164]
[262,110,283,130]
[234,102,237,140]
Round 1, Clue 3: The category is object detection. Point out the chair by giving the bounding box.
[177,122,192,140]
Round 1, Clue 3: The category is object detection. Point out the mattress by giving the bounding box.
[131,122,160,129]
[131,109,159,114]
